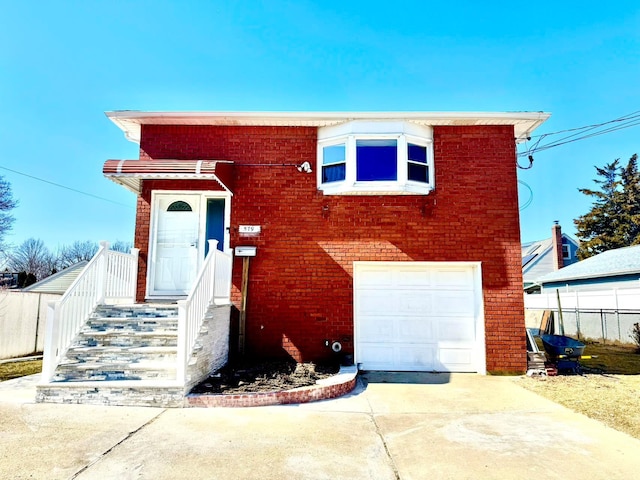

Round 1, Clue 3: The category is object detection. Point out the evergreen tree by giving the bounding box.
[620,154,640,246]
[575,155,640,259]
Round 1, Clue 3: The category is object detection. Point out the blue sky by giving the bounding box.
[0,1,639,251]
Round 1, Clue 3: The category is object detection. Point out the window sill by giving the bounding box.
[319,182,433,196]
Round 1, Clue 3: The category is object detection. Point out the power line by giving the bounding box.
[528,110,640,138]
[518,180,533,210]
[0,165,133,208]
[518,110,640,158]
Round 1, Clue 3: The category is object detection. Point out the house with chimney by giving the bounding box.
[522,222,579,293]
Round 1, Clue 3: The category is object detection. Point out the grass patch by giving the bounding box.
[534,336,640,374]
[0,359,42,382]
[579,342,640,375]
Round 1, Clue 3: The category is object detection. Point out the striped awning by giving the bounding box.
[103,159,234,194]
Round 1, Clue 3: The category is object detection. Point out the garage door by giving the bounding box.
[354,262,484,373]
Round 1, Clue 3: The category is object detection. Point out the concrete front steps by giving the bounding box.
[36,304,187,407]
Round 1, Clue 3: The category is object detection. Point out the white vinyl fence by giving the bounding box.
[0,291,61,360]
[525,288,640,344]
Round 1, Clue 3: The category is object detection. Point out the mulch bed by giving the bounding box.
[190,358,340,395]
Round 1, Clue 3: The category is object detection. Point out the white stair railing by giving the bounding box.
[41,242,140,382]
[177,240,233,383]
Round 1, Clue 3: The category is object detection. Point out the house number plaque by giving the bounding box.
[239,225,261,235]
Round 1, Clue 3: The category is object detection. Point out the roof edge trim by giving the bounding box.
[105,110,551,144]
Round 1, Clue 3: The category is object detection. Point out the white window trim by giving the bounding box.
[317,121,434,195]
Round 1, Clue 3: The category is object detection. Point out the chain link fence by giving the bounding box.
[526,307,640,344]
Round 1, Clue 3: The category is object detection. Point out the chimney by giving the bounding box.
[552,221,564,270]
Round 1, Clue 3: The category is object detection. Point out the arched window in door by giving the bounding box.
[166,201,192,212]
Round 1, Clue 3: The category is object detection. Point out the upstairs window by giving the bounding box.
[408,143,428,183]
[321,144,346,183]
[356,139,397,181]
[317,121,434,195]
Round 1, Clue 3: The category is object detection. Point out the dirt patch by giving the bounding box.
[191,358,340,395]
[518,373,640,440]
[519,339,640,439]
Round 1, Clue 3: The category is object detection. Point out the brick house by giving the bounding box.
[37,111,548,406]
[106,111,548,373]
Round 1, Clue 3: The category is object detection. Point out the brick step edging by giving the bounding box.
[186,366,358,408]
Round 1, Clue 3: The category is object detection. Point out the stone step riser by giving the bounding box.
[86,320,178,332]
[36,386,186,407]
[53,305,182,384]
[64,351,177,364]
[92,307,178,319]
[52,369,176,382]
[75,336,178,348]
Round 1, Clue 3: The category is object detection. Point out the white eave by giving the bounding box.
[106,110,550,144]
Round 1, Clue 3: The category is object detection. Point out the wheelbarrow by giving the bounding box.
[540,334,586,374]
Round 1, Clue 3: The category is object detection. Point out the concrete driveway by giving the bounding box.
[1,372,639,479]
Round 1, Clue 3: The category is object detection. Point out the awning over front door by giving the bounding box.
[103,159,234,194]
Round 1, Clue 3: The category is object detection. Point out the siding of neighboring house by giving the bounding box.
[23,261,88,294]
[522,234,579,287]
[538,244,640,293]
[522,239,554,284]
[132,124,526,372]
[542,275,640,292]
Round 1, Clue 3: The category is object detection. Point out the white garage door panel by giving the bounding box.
[438,348,474,371]
[358,269,394,287]
[355,262,483,373]
[397,317,435,342]
[395,269,431,287]
[436,318,475,341]
[357,316,435,343]
[357,290,398,315]
[359,343,437,371]
[432,291,476,316]
[397,292,434,314]
[357,317,395,340]
[432,268,474,288]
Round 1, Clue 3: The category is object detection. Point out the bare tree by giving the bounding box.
[7,238,56,282]
[0,176,17,251]
[110,240,133,253]
[58,240,99,268]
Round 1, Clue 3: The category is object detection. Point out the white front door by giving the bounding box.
[150,194,200,296]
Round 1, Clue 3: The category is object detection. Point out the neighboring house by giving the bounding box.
[0,272,19,288]
[537,244,640,292]
[37,110,549,406]
[522,222,579,293]
[22,261,88,295]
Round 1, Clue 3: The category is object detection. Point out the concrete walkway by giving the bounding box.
[1,372,639,479]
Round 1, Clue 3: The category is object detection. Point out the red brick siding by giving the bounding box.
[133,124,526,373]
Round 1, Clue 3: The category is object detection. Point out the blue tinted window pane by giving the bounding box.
[356,140,397,181]
[408,163,428,183]
[408,144,427,163]
[323,144,345,165]
[322,164,346,183]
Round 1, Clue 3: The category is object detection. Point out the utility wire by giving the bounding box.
[528,118,640,154]
[518,110,640,158]
[518,180,533,210]
[0,165,133,208]
[528,110,640,138]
